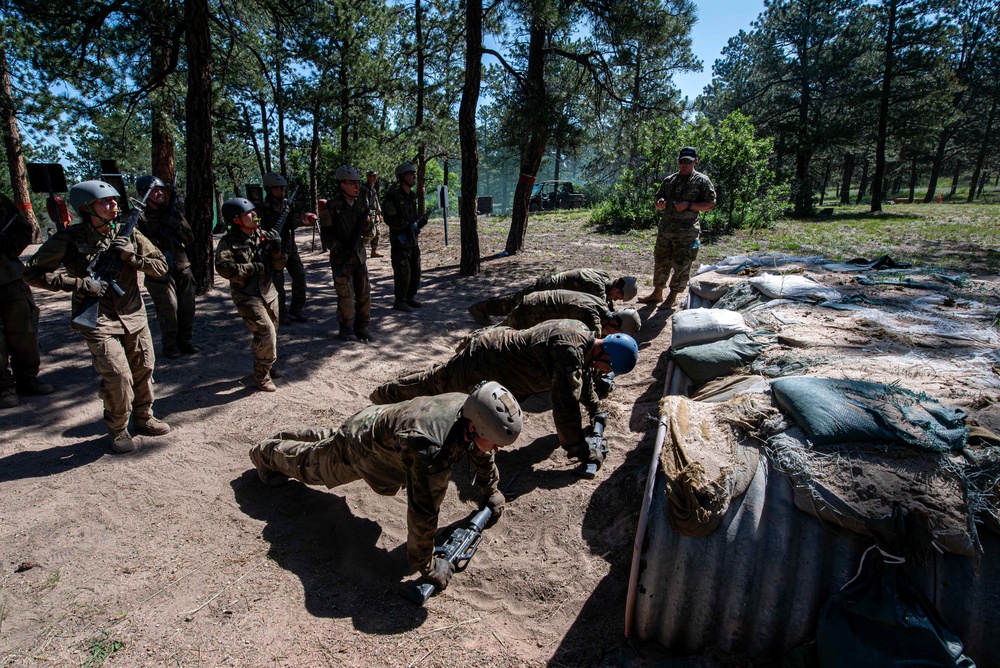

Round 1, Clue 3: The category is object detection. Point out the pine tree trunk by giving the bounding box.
[185,0,216,293]
[949,160,960,196]
[839,154,854,205]
[150,23,175,184]
[458,0,482,276]
[968,98,997,203]
[0,45,40,240]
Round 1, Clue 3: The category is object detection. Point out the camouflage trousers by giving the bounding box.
[371,355,479,405]
[332,262,371,330]
[272,244,306,318]
[0,280,41,389]
[250,428,361,489]
[83,325,156,434]
[145,265,196,353]
[652,232,700,292]
[235,297,279,376]
[390,245,421,302]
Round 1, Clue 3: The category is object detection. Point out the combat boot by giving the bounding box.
[638,288,663,304]
[254,368,277,392]
[162,347,183,360]
[0,386,19,409]
[662,290,681,309]
[135,416,171,436]
[406,298,422,308]
[178,341,201,354]
[111,430,136,453]
[17,378,55,396]
[249,449,289,488]
[393,300,412,312]
[289,311,309,323]
[370,249,383,258]
[339,327,358,342]
[355,326,375,342]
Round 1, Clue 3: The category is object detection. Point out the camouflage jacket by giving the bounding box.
[259,194,302,253]
[319,192,371,273]
[0,194,32,286]
[503,289,608,334]
[532,268,612,304]
[654,169,716,236]
[382,184,419,249]
[337,393,498,568]
[215,227,287,304]
[23,221,167,334]
[137,204,194,270]
[463,319,599,448]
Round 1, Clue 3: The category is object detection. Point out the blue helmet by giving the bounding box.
[602,333,638,374]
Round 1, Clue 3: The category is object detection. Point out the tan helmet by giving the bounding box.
[615,276,638,301]
[613,307,642,337]
[463,381,522,446]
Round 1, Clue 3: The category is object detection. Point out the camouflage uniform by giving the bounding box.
[23,221,168,434]
[249,393,499,571]
[502,289,607,334]
[215,227,288,383]
[371,319,600,450]
[651,169,716,292]
[362,182,383,256]
[319,191,373,333]
[382,184,421,303]
[0,195,42,398]
[259,193,306,321]
[136,202,196,355]
[471,268,615,318]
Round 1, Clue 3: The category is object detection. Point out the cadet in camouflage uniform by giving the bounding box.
[215,197,287,392]
[382,162,425,312]
[468,268,638,324]
[639,147,716,308]
[371,320,639,465]
[0,193,53,408]
[23,181,170,453]
[259,173,315,325]
[250,381,522,591]
[319,165,374,342]
[363,169,384,258]
[502,290,641,337]
[134,175,198,359]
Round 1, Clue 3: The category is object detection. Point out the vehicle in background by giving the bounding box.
[529,180,585,211]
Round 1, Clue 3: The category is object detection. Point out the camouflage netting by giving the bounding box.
[658,254,1000,554]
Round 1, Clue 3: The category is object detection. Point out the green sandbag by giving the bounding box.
[671,333,769,386]
[771,377,968,452]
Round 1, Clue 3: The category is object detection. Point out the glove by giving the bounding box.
[417,215,429,228]
[261,229,280,242]
[253,262,266,275]
[108,237,135,260]
[79,277,109,297]
[482,490,506,519]
[422,556,455,591]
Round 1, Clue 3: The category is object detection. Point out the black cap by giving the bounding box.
[679,147,698,161]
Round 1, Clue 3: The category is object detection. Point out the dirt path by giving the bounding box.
[0,219,675,667]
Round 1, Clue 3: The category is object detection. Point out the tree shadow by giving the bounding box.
[0,437,107,483]
[230,470,433,634]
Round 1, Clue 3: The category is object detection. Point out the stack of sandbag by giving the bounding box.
[669,308,772,387]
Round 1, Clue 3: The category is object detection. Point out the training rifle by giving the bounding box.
[576,412,609,480]
[72,188,154,332]
[402,506,492,605]
[394,205,438,245]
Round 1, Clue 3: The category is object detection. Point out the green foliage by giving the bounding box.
[83,633,125,668]
[590,112,786,234]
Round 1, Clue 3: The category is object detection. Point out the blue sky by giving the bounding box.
[672,0,766,101]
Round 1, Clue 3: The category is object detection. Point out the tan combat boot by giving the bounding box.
[255,368,277,392]
[637,288,664,304]
[135,416,171,436]
[111,430,136,453]
[662,290,682,309]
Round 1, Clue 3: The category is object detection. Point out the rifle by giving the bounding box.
[394,205,438,245]
[576,412,609,480]
[72,188,153,332]
[593,371,616,400]
[403,507,492,605]
[242,185,299,295]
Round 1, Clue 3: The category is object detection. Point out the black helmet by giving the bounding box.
[262,173,288,188]
[336,165,361,182]
[395,162,416,179]
[221,197,256,223]
[136,175,166,197]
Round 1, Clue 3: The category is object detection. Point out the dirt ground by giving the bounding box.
[0,215,681,667]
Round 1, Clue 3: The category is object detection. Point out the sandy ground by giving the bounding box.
[0,218,678,667]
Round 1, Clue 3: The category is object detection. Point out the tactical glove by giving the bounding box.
[109,236,135,260]
[79,277,109,297]
[482,490,506,519]
[261,229,280,242]
[422,556,455,591]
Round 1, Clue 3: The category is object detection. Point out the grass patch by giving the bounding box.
[82,633,125,668]
[42,570,60,589]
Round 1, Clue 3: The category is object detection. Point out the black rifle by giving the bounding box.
[243,185,299,295]
[576,412,609,479]
[72,188,153,332]
[593,371,616,399]
[402,506,491,605]
[394,205,438,245]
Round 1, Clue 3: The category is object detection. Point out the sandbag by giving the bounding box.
[750,273,842,303]
[688,270,745,301]
[771,377,968,452]
[671,308,750,349]
[671,333,770,387]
